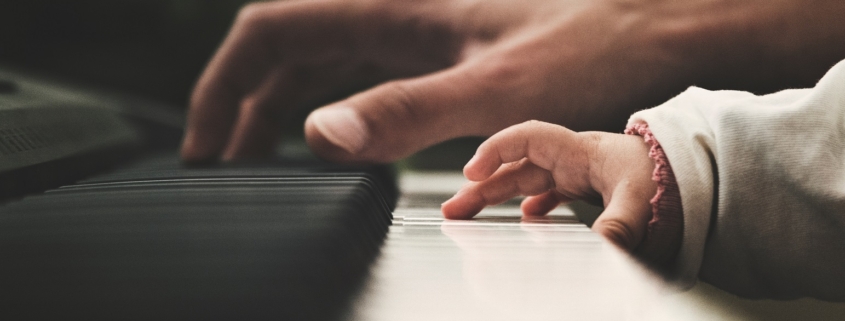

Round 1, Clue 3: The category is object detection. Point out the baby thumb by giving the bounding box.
[590,187,652,251]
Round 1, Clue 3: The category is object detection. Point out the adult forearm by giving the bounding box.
[648,0,845,93]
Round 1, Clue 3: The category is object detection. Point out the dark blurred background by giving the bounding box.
[0,0,248,107]
[0,0,482,169]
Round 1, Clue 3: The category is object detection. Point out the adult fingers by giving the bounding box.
[304,63,496,162]
[182,0,438,162]
[219,67,293,160]
[463,121,591,184]
[222,58,403,160]
[590,184,653,250]
[441,160,554,220]
[181,1,317,161]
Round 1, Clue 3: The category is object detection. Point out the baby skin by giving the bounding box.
[441,120,660,252]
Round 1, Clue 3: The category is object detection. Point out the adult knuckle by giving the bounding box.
[378,81,420,119]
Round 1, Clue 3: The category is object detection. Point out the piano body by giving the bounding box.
[1,68,844,320]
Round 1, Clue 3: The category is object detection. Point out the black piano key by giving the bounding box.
[0,154,397,320]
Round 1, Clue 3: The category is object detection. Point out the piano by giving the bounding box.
[2,67,843,320]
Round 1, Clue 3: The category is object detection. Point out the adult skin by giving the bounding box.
[181,0,845,163]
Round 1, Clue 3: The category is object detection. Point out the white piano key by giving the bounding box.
[352,171,845,321]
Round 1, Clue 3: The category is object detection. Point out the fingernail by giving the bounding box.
[310,107,368,154]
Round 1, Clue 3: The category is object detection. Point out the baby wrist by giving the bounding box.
[624,123,684,268]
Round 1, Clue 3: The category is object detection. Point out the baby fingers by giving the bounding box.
[442,159,555,219]
[463,121,590,186]
[521,191,572,216]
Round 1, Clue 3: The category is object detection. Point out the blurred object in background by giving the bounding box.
[0,0,251,107]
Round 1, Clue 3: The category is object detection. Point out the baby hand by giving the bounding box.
[441,121,657,250]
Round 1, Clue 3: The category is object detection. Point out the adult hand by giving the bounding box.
[180,0,685,162]
[441,121,657,250]
[181,0,845,163]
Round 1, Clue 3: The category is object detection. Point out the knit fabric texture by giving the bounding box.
[625,123,684,268]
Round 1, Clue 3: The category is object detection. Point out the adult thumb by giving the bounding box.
[304,65,492,163]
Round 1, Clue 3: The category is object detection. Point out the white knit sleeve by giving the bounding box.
[627,60,845,300]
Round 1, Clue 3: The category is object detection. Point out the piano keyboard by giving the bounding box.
[0,153,396,320]
[352,172,845,321]
[352,173,666,321]
[2,160,844,320]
